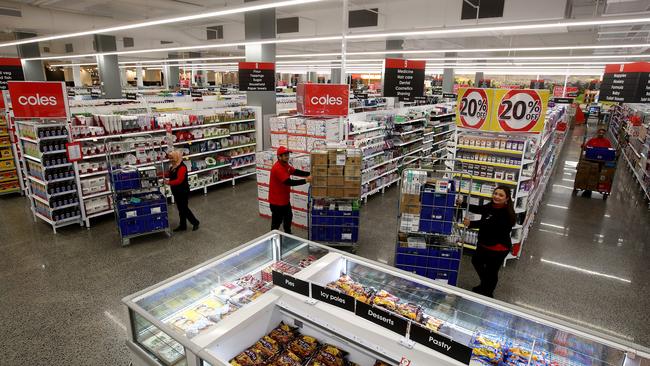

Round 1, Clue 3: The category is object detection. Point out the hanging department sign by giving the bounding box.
[456,88,493,131]
[239,62,275,91]
[297,83,349,116]
[8,81,68,118]
[600,62,650,103]
[0,58,25,90]
[382,58,425,102]
[493,89,549,133]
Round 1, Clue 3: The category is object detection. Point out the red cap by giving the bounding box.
[277,146,291,156]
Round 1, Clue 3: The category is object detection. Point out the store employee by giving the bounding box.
[268,146,311,234]
[584,128,612,148]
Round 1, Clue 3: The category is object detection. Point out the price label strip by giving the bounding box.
[493,89,549,133]
[456,88,492,130]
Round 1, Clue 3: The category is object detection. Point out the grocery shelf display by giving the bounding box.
[0,104,22,195]
[122,231,650,366]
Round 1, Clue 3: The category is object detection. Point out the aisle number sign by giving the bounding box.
[456,88,493,131]
[493,89,549,133]
[456,88,549,134]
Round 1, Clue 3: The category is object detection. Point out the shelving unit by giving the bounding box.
[16,121,83,233]
[0,107,22,195]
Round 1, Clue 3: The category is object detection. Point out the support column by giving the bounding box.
[162,65,172,89]
[120,68,128,87]
[307,71,318,83]
[94,34,121,98]
[136,66,144,88]
[386,39,404,59]
[442,68,455,94]
[14,32,45,81]
[72,65,82,87]
[245,1,277,150]
[474,72,484,87]
[330,68,341,84]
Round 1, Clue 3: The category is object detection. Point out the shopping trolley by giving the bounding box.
[573,126,618,200]
[393,159,473,286]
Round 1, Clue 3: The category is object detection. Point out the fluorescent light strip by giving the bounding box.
[0,0,326,48]
[540,258,631,283]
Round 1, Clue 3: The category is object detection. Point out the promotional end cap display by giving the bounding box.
[277,146,291,156]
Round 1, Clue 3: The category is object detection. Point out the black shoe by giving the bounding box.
[192,223,200,231]
[581,190,592,198]
[173,226,187,232]
[471,286,482,293]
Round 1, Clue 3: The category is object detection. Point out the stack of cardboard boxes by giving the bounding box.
[310,149,362,199]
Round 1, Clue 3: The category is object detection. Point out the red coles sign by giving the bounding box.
[8,81,68,118]
[297,83,349,117]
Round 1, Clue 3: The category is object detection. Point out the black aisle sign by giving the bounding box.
[68,89,76,97]
[239,62,275,92]
[310,284,355,312]
[409,323,473,365]
[552,97,574,104]
[355,301,408,336]
[272,271,310,296]
[442,93,457,99]
[383,58,425,102]
[529,80,545,89]
[0,58,25,90]
[126,92,137,100]
[91,89,101,99]
[191,90,203,99]
[600,63,650,103]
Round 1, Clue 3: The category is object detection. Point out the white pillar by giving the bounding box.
[72,65,82,87]
[136,66,144,87]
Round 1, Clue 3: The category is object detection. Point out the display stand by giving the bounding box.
[106,137,171,246]
[0,93,22,195]
[16,120,83,233]
[394,164,469,285]
[308,147,362,251]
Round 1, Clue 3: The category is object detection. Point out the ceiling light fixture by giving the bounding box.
[0,0,326,48]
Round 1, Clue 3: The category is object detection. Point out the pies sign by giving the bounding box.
[8,81,68,118]
[297,83,349,116]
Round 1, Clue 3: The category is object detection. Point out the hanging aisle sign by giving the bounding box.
[529,80,545,89]
[456,88,493,131]
[8,81,68,118]
[297,83,349,116]
[600,62,650,103]
[239,62,275,92]
[492,89,549,133]
[0,58,24,90]
[382,58,425,102]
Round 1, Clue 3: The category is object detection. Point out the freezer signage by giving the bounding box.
[8,81,68,118]
[272,271,310,296]
[409,323,472,365]
[310,284,355,312]
[383,58,425,102]
[0,58,24,90]
[239,62,275,92]
[355,301,408,336]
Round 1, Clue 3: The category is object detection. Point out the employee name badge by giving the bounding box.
[336,153,346,166]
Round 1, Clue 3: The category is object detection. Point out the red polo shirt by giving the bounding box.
[269,160,296,206]
[585,137,612,148]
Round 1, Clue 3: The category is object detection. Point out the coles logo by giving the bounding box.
[297,83,349,117]
[8,81,67,118]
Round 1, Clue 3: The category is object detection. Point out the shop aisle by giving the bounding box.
[455,125,650,346]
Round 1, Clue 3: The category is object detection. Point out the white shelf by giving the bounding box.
[363,168,398,185]
[44,162,73,169]
[362,156,400,173]
[394,117,425,125]
[20,136,38,144]
[363,150,386,160]
[232,162,256,169]
[429,112,455,119]
[52,202,81,211]
[394,137,423,147]
[187,164,231,176]
[172,118,256,131]
[42,149,67,155]
[79,170,109,178]
[48,189,78,198]
[396,128,424,136]
[83,190,112,200]
[230,129,256,135]
[230,152,256,159]
[173,134,230,146]
[362,177,400,199]
[73,129,165,142]
[403,148,423,157]
[38,135,70,141]
[189,178,234,192]
[349,126,384,136]
[184,143,257,159]
[24,155,42,163]
[86,210,114,219]
[234,171,256,179]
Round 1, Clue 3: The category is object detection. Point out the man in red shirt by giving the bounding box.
[268,146,311,234]
[585,128,612,148]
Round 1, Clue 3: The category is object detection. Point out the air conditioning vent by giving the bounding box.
[207,25,224,40]
[0,7,21,17]
[461,0,504,20]
[123,37,134,48]
[348,8,378,28]
[277,17,299,34]
[65,43,73,53]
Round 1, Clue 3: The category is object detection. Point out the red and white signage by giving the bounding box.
[552,85,579,98]
[65,142,82,162]
[297,83,349,117]
[494,89,549,133]
[8,81,67,118]
[456,88,492,130]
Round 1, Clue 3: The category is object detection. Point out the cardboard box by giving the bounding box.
[312,166,328,177]
[328,176,345,186]
[344,165,361,177]
[400,193,421,215]
[343,187,361,198]
[328,166,344,176]
[328,187,345,198]
[311,151,328,166]
[312,187,328,198]
[344,177,361,189]
[329,150,347,165]
[312,175,328,187]
[346,155,362,166]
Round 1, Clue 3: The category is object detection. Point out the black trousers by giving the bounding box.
[174,193,199,228]
[471,246,509,298]
[270,204,293,234]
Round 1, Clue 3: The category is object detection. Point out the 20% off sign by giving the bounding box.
[458,88,490,129]
[496,90,544,132]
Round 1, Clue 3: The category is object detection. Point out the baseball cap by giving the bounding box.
[277,146,291,156]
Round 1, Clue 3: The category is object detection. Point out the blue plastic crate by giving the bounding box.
[148,214,169,231]
[585,147,616,161]
[119,217,147,236]
[426,269,458,285]
[429,248,462,260]
[396,264,427,277]
[430,221,453,235]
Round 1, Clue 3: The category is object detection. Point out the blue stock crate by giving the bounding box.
[148,214,169,231]
[427,257,460,270]
[112,171,141,191]
[429,247,461,260]
[396,264,427,277]
[422,191,457,208]
[426,269,458,285]
[396,253,428,267]
[585,147,616,161]
[311,226,334,241]
[311,216,333,226]
[119,217,147,236]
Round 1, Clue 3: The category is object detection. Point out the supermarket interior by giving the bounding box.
[1,1,650,366]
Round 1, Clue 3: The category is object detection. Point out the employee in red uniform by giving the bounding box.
[269,146,311,234]
[584,128,612,148]
[165,150,200,232]
[463,185,516,298]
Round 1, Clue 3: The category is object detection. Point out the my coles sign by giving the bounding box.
[297,83,349,117]
[8,81,67,118]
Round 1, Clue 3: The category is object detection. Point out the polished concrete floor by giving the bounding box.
[1,125,649,365]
